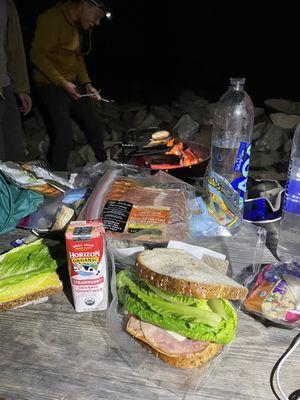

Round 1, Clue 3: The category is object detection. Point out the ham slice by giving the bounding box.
[127,316,209,357]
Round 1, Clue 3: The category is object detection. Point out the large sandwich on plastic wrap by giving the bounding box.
[117,248,248,369]
[0,240,65,311]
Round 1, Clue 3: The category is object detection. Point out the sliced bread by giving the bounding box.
[126,316,222,369]
[136,248,248,300]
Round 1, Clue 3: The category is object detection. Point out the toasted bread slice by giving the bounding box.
[136,248,248,300]
[126,316,222,369]
[152,131,170,141]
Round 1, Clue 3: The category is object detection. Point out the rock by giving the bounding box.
[121,110,134,125]
[264,99,300,115]
[173,114,199,141]
[97,105,120,119]
[252,120,272,141]
[119,103,147,113]
[194,98,210,108]
[182,102,211,124]
[254,107,265,118]
[270,113,300,129]
[68,144,98,170]
[151,106,174,123]
[137,113,161,129]
[255,125,291,152]
[250,150,282,169]
[197,125,213,147]
[283,138,293,156]
[134,109,148,127]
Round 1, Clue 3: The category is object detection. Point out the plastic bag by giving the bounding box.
[0,173,44,234]
[79,165,195,244]
[106,222,267,398]
[0,160,73,197]
[240,261,300,328]
[73,161,149,189]
[17,188,88,234]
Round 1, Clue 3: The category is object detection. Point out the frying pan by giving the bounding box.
[129,141,210,181]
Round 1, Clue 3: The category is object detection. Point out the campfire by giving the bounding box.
[150,140,202,170]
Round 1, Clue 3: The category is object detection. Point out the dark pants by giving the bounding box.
[0,85,25,161]
[36,84,107,171]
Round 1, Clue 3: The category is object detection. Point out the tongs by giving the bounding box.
[80,90,115,103]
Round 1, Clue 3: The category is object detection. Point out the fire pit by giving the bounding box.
[118,128,210,183]
[129,141,210,181]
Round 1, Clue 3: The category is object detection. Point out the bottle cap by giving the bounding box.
[230,77,246,89]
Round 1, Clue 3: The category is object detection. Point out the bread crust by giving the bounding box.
[127,320,222,369]
[0,286,63,312]
[136,256,248,301]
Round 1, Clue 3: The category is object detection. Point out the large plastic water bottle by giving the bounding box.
[211,78,254,208]
[277,122,300,261]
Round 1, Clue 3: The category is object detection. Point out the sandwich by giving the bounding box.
[0,239,65,311]
[117,248,248,369]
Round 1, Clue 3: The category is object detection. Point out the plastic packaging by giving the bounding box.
[0,161,73,197]
[106,222,266,397]
[17,189,88,234]
[277,122,300,261]
[241,261,300,328]
[211,77,254,208]
[79,165,195,244]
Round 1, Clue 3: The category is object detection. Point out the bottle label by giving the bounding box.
[284,177,300,215]
[231,142,251,201]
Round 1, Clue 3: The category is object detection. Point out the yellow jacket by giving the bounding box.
[31,1,91,86]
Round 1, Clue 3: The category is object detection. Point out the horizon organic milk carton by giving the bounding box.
[65,220,108,312]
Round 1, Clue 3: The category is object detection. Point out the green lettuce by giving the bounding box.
[117,269,237,345]
[0,240,66,289]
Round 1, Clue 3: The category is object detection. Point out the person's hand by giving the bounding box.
[18,93,32,115]
[85,83,101,101]
[62,80,81,100]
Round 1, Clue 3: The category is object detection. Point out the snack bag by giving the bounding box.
[243,261,300,327]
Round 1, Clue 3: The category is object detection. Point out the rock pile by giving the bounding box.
[23,92,299,177]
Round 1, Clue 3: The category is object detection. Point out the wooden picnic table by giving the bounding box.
[0,225,299,400]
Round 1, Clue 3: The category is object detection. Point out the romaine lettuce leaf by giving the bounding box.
[117,269,237,345]
[0,240,65,289]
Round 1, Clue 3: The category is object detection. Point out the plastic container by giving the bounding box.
[211,77,254,208]
[277,123,300,261]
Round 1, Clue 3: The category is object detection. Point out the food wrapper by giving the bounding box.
[243,261,300,328]
[79,165,194,243]
[0,161,73,197]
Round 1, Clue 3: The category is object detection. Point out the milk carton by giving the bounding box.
[65,221,108,312]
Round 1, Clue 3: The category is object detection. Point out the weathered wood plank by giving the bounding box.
[0,229,299,400]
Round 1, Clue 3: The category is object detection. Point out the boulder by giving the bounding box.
[173,114,199,141]
[255,125,291,152]
[250,150,282,169]
[264,99,300,115]
[270,113,300,129]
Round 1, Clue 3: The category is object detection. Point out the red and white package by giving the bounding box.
[65,221,108,312]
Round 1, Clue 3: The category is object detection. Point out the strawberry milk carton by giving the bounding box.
[65,220,108,312]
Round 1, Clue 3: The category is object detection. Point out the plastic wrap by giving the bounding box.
[0,161,73,196]
[240,261,300,328]
[17,189,88,234]
[80,165,195,244]
[106,222,266,398]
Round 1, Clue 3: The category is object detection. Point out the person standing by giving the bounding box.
[0,0,32,161]
[31,0,110,171]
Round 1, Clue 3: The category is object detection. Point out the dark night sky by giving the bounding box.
[15,1,300,106]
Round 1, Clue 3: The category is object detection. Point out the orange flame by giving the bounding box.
[165,141,201,167]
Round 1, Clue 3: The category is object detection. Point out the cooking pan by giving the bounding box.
[129,141,210,181]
